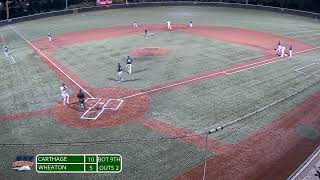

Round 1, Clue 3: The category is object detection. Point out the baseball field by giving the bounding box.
[1,5,320,180]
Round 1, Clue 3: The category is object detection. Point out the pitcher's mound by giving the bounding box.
[130,47,170,57]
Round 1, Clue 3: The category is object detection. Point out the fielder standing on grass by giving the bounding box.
[133,21,138,28]
[189,19,193,28]
[117,63,123,82]
[77,89,86,110]
[48,33,52,43]
[60,83,70,105]
[4,46,8,57]
[126,56,133,74]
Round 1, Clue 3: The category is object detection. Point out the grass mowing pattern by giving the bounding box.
[2,6,320,113]
[51,31,261,89]
[147,50,320,143]
[0,26,62,115]
[1,6,320,179]
[6,6,320,46]
[0,117,210,180]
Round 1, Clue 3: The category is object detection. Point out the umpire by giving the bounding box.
[77,89,86,109]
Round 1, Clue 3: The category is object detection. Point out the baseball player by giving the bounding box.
[48,33,52,43]
[117,63,123,82]
[144,28,148,37]
[280,45,286,57]
[4,46,8,57]
[275,40,281,54]
[289,45,293,57]
[77,89,86,109]
[126,56,133,74]
[189,20,193,28]
[167,20,172,30]
[133,21,138,28]
[60,83,70,105]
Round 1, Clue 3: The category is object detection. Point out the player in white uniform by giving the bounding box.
[133,21,138,28]
[48,33,52,43]
[280,45,286,57]
[4,46,8,57]
[189,20,193,28]
[60,83,70,105]
[167,20,172,30]
[289,45,293,57]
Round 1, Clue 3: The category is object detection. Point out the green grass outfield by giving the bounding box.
[7,6,320,46]
[1,6,320,180]
[51,31,261,89]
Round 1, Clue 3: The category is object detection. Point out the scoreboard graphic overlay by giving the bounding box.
[36,154,122,173]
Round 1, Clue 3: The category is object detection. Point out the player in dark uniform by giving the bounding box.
[144,28,148,37]
[77,89,86,109]
[126,56,133,74]
[4,46,8,57]
[117,63,123,82]
[275,40,281,52]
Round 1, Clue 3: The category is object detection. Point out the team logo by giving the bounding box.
[12,155,34,171]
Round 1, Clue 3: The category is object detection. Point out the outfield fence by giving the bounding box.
[1,2,320,179]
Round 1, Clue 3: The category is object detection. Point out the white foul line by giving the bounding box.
[10,55,16,63]
[206,77,320,134]
[288,145,320,180]
[121,46,319,100]
[120,71,226,100]
[294,63,320,74]
[9,25,94,98]
[225,46,320,74]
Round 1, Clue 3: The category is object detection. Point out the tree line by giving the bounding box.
[0,0,320,20]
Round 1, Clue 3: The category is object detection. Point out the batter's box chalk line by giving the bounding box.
[81,98,124,120]
[103,99,124,110]
[85,98,101,108]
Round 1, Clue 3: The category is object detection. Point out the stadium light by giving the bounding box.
[6,0,10,20]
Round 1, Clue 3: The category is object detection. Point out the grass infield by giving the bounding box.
[51,31,261,89]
